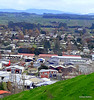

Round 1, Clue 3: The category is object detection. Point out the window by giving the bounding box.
[44,73,47,75]
[53,72,56,74]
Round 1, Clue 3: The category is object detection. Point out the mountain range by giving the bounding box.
[0,9,76,14]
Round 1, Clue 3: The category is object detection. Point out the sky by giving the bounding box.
[0,0,94,14]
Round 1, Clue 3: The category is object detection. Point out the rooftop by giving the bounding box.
[52,55,82,59]
[18,53,35,57]
[39,69,58,72]
[39,54,58,57]
[0,90,10,95]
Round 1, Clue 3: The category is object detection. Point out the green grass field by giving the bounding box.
[1,73,94,100]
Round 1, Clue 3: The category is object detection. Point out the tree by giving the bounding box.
[0,82,4,90]
[41,30,46,34]
[58,22,68,29]
[18,31,24,40]
[77,38,81,43]
[44,40,51,49]
[28,29,33,36]
[64,35,67,42]
[38,64,48,71]
[54,38,60,54]
[7,81,12,92]
[44,40,51,52]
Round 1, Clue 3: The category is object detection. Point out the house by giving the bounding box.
[83,47,90,54]
[2,54,22,60]
[70,50,80,55]
[45,36,50,40]
[30,37,35,42]
[39,69,58,78]
[0,63,3,69]
[29,77,43,84]
[33,62,41,68]
[92,54,94,60]
[9,44,16,49]
[61,66,78,79]
[5,65,25,74]
[37,58,45,63]
[0,71,11,82]
[1,60,11,67]
[28,68,38,75]
[24,35,29,40]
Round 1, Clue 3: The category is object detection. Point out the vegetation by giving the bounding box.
[0,12,94,27]
[0,82,8,91]
[0,12,93,55]
[38,64,48,71]
[1,73,94,100]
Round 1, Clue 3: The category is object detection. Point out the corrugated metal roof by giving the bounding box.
[39,69,58,72]
[0,90,10,94]
[52,55,81,59]
[39,54,58,57]
[18,53,34,57]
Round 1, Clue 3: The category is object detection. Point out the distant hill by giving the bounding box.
[88,13,94,15]
[2,73,94,100]
[0,9,64,14]
[0,9,22,13]
[25,9,64,14]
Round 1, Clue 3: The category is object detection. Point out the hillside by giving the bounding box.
[0,12,94,26]
[1,73,94,100]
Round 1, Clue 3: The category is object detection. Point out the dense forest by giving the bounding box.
[43,14,94,20]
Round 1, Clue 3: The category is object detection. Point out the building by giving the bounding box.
[0,71,11,82]
[48,55,87,65]
[28,68,38,75]
[0,63,3,69]
[92,54,94,60]
[1,54,22,60]
[39,69,58,78]
[39,54,58,60]
[18,53,35,58]
[5,65,25,74]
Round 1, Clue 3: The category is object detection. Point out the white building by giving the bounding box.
[5,65,25,74]
[48,55,88,65]
[92,55,94,60]
[0,63,3,69]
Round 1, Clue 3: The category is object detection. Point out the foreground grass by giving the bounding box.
[1,73,94,100]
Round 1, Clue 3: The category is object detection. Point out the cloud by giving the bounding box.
[0,0,94,13]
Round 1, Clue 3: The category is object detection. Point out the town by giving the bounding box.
[0,20,94,97]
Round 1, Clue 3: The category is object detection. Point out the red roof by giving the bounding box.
[18,53,34,57]
[39,54,58,57]
[0,90,11,94]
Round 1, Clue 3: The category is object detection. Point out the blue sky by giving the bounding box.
[0,0,94,14]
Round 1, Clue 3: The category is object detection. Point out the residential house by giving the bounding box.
[28,68,38,75]
[39,69,58,78]
[92,54,94,60]
[5,65,25,74]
